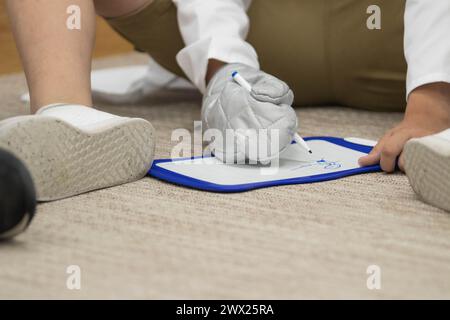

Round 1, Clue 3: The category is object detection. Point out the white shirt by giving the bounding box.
[173,0,450,99]
[404,0,450,99]
[172,0,257,93]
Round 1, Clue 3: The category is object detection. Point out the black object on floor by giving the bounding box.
[0,148,36,240]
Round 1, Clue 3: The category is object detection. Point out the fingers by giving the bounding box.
[359,128,413,173]
[398,153,406,172]
[358,131,392,167]
[381,129,415,172]
[379,138,402,172]
[358,145,380,166]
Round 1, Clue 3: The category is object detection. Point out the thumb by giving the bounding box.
[251,73,294,106]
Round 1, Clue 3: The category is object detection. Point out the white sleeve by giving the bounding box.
[404,0,450,99]
[172,0,259,93]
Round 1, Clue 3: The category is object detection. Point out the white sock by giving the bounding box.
[37,104,126,131]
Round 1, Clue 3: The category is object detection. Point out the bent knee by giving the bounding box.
[94,0,153,18]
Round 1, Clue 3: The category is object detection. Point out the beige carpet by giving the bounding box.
[0,53,449,299]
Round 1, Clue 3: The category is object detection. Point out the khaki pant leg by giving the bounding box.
[106,0,407,111]
[105,0,185,78]
[247,0,333,106]
[328,0,407,111]
[247,0,407,111]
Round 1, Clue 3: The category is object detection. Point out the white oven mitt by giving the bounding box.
[202,63,298,163]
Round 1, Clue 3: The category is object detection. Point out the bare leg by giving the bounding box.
[2,0,156,201]
[6,0,96,113]
[6,0,154,113]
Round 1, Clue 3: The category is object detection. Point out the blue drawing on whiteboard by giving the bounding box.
[290,158,342,171]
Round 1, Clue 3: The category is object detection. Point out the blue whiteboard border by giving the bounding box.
[148,136,381,193]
